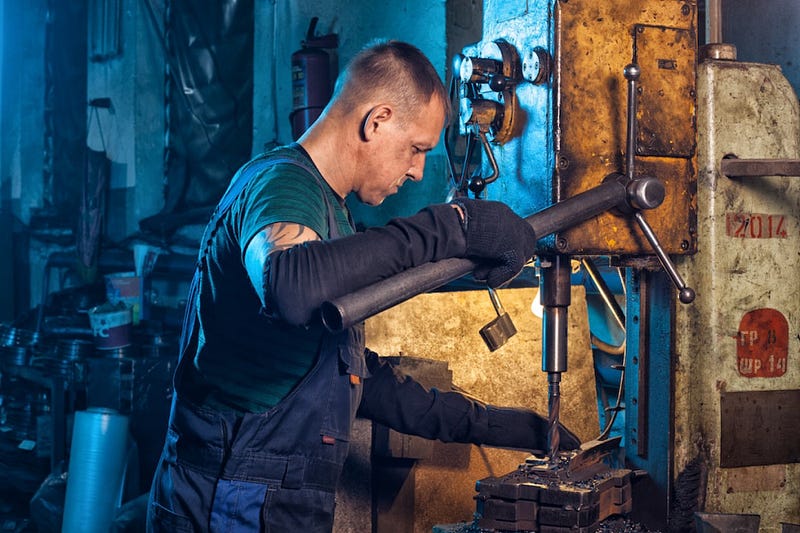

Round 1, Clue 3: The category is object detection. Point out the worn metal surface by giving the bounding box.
[673,59,800,530]
[475,441,633,531]
[634,24,696,159]
[623,268,675,529]
[463,1,697,256]
[724,465,787,494]
[555,0,698,255]
[720,390,800,468]
[565,437,623,477]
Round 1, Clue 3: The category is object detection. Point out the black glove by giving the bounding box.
[451,198,537,288]
[359,350,581,452]
[484,406,581,452]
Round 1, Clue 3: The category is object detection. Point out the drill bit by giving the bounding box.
[547,374,561,462]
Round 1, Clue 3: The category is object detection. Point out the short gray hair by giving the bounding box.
[332,40,451,125]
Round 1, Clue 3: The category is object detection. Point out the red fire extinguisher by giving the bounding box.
[290,18,338,140]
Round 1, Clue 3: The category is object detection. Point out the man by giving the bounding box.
[147,40,579,532]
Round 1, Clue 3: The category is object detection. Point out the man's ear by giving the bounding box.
[360,104,393,141]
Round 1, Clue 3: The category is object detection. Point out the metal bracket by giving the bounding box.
[721,158,800,178]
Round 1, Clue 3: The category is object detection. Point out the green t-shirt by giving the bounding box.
[193,145,354,412]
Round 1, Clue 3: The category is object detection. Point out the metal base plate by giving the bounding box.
[474,440,634,532]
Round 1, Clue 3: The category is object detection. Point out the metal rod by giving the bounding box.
[633,211,695,303]
[706,0,723,44]
[487,286,503,314]
[459,131,476,190]
[321,177,634,332]
[721,158,800,178]
[624,64,640,182]
[547,374,561,461]
[579,261,626,442]
[542,306,569,373]
[478,130,500,185]
[580,258,625,331]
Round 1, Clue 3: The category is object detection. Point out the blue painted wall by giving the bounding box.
[724,0,800,95]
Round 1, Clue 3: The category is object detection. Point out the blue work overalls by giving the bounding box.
[147,152,367,532]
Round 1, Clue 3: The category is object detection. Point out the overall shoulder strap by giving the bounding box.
[178,152,330,360]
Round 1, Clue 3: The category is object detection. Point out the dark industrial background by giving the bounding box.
[0,1,798,532]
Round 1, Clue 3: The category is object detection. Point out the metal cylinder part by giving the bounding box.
[706,0,723,44]
[542,306,569,373]
[541,255,571,374]
[540,255,572,308]
[459,55,503,83]
[462,98,504,129]
[700,43,738,61]
[627,176,665,211]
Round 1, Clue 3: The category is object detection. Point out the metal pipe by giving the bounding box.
[321,176,639,332]
[580,258,625,331]
[706,0,723,44]
[542,307,569,373]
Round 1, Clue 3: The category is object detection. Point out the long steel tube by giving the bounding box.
[321,175,662,332]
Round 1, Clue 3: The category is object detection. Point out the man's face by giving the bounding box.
[356,97,446,206]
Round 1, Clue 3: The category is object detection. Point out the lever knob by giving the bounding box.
[623,63,641,81]
[627,176,665,211]
[679,287,696,304]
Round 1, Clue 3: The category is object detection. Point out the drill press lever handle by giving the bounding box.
[633,212,696,303]
[320,176,664,332]
[623,63,695,304]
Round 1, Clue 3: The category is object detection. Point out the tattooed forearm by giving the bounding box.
[244,222,320,304]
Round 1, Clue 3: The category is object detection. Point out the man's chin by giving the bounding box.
[356,193,388,207]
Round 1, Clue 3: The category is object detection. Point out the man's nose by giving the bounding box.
[408,155,426,182]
